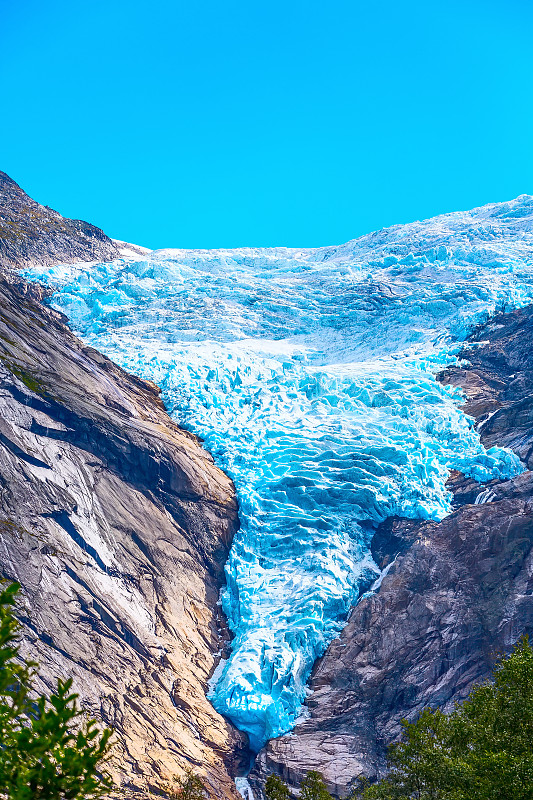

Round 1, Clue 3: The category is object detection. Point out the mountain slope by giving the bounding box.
[0,174,247,797]
[0,171,120,268]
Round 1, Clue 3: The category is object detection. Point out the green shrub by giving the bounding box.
[265,774,290,800]
[266,637,533,800]
[162,768,207,800]
[353,636,533,800]
[266,770,333,800]
[300,771,333,800]
[0,581,113,799]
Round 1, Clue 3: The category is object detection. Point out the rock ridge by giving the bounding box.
[0,171,120,268]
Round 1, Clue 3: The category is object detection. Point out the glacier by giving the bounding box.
[25,194,533,750]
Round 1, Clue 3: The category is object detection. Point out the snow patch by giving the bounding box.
[112,239,152,259]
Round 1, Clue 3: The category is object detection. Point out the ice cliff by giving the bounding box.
[26,194,533,750]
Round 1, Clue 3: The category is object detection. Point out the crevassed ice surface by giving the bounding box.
[26,195,533,750]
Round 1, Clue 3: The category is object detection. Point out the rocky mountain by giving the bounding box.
[0,171,120,269]
[251,306,533,797]
[2,170,533,800]
[0,175,247,797]
[24,196,533,762]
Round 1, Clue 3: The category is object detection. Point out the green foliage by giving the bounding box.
[352,636,533,800]
[300,771,333,800]
[167,768,207,800]
[265,773,290,800]
[266,770,333,800]
[0,581,113,799]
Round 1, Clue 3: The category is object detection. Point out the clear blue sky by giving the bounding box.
[1,0,532,249]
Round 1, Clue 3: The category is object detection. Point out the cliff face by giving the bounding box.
[0,276,248,796]
[253,307,533,797]
[0,174,247,797]
[0,171,120,269]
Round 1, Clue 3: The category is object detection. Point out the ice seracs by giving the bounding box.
[25,195,533,749]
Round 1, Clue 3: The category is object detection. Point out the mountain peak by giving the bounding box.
[0,170,119,269]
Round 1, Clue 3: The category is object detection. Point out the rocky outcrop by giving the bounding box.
[0,171,120,268]
[252,307,533,797]
[0,174,248,797]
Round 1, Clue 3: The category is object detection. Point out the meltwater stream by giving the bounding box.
[26,196,533,750]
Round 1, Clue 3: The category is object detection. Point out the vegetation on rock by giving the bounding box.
[265,775,290,800]
[266,637,533,800]
[0,582,113,799]
[160,768,208,800]
[300,772,335,800]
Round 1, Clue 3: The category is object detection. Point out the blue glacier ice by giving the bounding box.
[25,195,533,750]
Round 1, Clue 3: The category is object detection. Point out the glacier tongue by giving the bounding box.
[24,195,533,750]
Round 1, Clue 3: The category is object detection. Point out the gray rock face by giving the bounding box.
[0,173,248,797]
[0,274,249,797]
[0,171,120,268]
[252,307,533,798]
